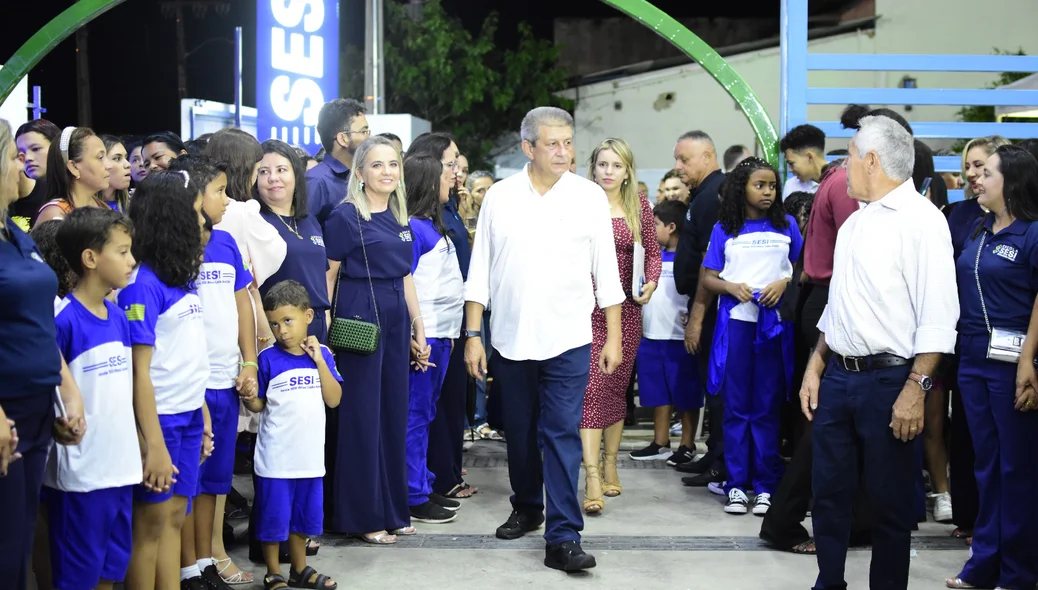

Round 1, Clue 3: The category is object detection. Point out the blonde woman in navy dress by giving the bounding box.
[324,136,430,544]
[580,138,661,514]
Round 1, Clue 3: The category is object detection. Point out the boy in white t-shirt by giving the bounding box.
[241,280,341,590]
[47,207,143,589]
[630,200,703,463]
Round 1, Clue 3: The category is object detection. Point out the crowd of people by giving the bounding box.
[1,94,1038,590]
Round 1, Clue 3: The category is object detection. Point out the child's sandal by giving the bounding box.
[264,573,289,590]
[289,565,337,589]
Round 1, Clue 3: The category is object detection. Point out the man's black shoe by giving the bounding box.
[675,455,714,474]
[682,469,722,487]
[545,540,597,572]
[496,510,545,540]
[202,565,233,590]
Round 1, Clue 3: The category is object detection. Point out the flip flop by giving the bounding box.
[390,526,417,536]
[945,578,977,589]
[443,482,478,499]
[358,531,397,545]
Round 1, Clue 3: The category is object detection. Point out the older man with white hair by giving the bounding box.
[800,115,959,590]
[464,106,624,572]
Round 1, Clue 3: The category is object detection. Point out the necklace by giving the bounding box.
[274,212,303,240]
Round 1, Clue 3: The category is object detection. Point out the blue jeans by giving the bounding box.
[812,358,916,590]
[495,344,591,545]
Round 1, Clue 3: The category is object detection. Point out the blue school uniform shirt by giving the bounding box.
[46,296,142,492]
[259,211,330,311]
[703,216,801,396]
[0,217,62,398]
[703,216,804,323]
[255,344,342,479]
[198,230,253,389]
[325,202,413,280]
[642,250,688,341]
[956,215,1038,337]
[118,264,210,415]
[409,218,464,339]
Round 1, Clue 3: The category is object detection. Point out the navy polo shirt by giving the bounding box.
[305,157,350,230]
[674,169,725,298]
[955,214,1038,336]
[945,198,985,261]
[0,217,62,399]
[442,194,471,280]
[260,211,331,310]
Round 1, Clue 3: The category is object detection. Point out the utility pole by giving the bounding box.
[364,0,385,114]
[75,28,92,126]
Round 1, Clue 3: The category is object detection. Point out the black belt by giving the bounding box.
[832,353,911,373]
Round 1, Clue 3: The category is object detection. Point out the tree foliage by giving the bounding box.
[343,0,572,169]
[952,48,1030,152]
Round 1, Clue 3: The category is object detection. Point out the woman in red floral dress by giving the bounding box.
[581,138,661,513]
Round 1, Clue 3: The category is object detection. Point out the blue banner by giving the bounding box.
[256,0,340,152]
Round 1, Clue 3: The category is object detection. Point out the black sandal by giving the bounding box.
[306,537,320,556]
[264,573,289,590]
[289,565,337,589]
[443,482,478,499]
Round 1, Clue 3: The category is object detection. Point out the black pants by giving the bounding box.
[428,334,468,495]
[698,304,726,473]
[813,361,917,590]
[949,355,979,533]
[0,391,54,589]
[760,422,873,549]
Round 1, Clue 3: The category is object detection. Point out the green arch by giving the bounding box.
[0,0,779,165]
[597,0,779,167]
[0,0,128,107]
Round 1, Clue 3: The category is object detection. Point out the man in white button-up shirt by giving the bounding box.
[463,107,625,572]
[799,115,959,590]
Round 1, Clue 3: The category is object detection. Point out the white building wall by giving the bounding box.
[563,0,1038,181]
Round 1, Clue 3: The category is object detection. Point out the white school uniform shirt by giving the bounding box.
[783,176,819,198]
[642,250,688,341]
[818,180,959,358]
[198,229,253,389]
[464,165,626,361]
[409,217,464,339]
[255,345,343,478]
[118,264,209,414]
[46,296,142,492]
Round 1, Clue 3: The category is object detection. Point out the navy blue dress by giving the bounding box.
[260,211,330,342]
[324,201,413,534]
[0,218,60,586]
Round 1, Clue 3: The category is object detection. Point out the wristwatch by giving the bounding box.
[908,372,933,392]
[464,330,482,338]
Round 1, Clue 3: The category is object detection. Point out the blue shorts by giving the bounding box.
[134,408,204,506]
[637,338,703,411]
[43,485,133,588]
[254,477,323,542]
[198,388,238,495]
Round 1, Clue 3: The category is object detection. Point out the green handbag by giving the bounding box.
[327,203,382,355]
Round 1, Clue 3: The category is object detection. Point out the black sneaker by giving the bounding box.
[430,492,461,512]
[181,576,208,590]
[495,510,545,540]
[201,565,233,590]
[544,540,597,572]
[666,445,697,466]
[629,441,672,461]
[410,500,457,523]
[725,489,750,515]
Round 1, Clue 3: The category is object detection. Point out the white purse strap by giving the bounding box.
[973,232,992,335]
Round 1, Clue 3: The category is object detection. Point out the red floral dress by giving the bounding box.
[581,196,661,428]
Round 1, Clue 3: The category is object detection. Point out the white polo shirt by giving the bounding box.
[464,165,625,361]
[819,179,959,358]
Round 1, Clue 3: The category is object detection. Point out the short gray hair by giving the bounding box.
[852,115,914,182]
[520,107,573,145]
[466,170,493,190]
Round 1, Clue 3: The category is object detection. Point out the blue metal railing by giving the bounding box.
[780,0,1038,202]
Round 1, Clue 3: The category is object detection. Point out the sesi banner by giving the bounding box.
[256,0,340,152]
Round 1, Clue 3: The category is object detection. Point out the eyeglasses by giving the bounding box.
[442,160,459,170]
[343,128,371,137]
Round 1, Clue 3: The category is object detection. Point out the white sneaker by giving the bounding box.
[724,489,749,514]
[931,492,953,523]
[707,481,726,497]
[753,493,772,516]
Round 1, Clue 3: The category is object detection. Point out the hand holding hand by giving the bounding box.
[142,443,178,493]
[0,413,21,476]
[1015,361,1038,411]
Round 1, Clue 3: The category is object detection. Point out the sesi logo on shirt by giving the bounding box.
[399,230,413,242]
[993,243,1019,263]
[311,235,325,248]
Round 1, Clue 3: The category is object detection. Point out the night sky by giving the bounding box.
[0,0,785,137]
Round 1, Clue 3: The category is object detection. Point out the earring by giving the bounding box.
[358,180,364,191]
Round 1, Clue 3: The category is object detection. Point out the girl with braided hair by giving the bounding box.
[702,157,802,516]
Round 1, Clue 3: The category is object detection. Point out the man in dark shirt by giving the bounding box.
[305,98,370,229]
[671,130,726,486]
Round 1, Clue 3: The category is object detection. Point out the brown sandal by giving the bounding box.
[790,540,816,554]
[602,451,622,497]
[583,463,604,514]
